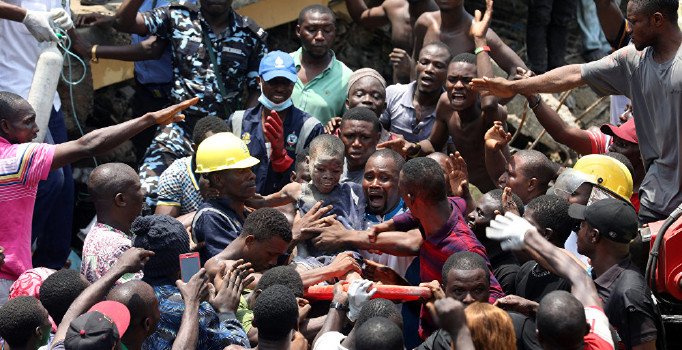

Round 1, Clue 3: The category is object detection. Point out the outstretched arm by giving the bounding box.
[483,121,511,185]
[471,0,500,116]
[245,182,301,208]
[73,34,168,62]
[471,64,585,98]
[594,0,626,49]
[345,0,390,28]
[51,98,197,170]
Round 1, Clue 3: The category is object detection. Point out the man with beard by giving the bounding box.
[379,8,507,192]
[291,5,353,124]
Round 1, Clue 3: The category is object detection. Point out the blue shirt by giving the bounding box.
[191,198,248,262]
[380,82,440,143]
[143,284,250,350]
[229,103,323,195]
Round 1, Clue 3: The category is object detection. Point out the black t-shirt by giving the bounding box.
[491,251,520,295]
[594,257,665,350]
[515,260,571,303]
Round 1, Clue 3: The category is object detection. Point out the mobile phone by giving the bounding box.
[179,252,201,283]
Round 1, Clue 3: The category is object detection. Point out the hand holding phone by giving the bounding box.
[180,252,201,283]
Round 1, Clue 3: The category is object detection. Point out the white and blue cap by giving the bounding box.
[259,51,297,83]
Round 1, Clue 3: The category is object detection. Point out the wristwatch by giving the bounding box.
[329,301,349,312]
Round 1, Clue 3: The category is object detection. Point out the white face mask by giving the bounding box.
[258,82,293,112]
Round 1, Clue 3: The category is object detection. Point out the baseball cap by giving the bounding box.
[600,118,638,144]
[64,301,130,349]
[568,198,638,243]
[259,51,297,83]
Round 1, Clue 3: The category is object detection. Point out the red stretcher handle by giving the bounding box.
[304,284,432,302]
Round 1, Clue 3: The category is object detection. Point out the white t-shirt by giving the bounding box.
[581,43,682,216]
[313,331,348,350]
[0,0,68,110]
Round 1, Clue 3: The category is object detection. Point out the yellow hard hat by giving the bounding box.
[195,132,260,173]
[573,154,633,202]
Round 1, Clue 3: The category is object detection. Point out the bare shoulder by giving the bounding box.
[415,10,439,28]
[383,0,407,11]
[283,181,304,198]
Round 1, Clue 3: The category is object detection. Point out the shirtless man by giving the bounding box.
[345,0,438,82]
[380,4,506,192]
[412,0,526,76]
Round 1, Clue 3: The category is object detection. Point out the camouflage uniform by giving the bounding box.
[138,3,268,210]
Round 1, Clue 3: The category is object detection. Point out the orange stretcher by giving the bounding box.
[304,284,432,302]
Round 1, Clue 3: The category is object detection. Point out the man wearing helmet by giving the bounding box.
[191,132,260,263]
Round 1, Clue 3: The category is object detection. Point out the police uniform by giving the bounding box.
[139,3,268,210]
[228,104,323,195]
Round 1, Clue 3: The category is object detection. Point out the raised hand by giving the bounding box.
[324,117,342,135]
[309,217,349,252]
[113,247,155,274]
[264,110,285,151]
[419,280,446,303]
[389,48,413,81]
[486,211,534,251]
[327,252,362,279]
[377,138,418,158]
[446,151,469,198]
[470,0,493,40]
[493,295,538,317]
[484,121,512,151]
[470,76,517,99]
[347,279,377,322]
[426,297,468,333]
[150,97,199,125]
[209,259,255,313]
[293,201,334,242]
[501,187,520,215]
[176,268,210,305]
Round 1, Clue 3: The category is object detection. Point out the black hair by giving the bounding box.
[401,157,447,203]
[355,317,404,350]
[241,208,293,243]
[298,4,336,25]
[39,269,89,324]
[106,280,158,325]
[253,285,298,341]
[485,189,525,216]
[630,0,678,22]
[192,116,229,146]
[526,195,576,246]
[256,266,304,298]
[420,41,453,62]
[308,134,345,160]
[515,150,557,190]
[442,251,490,285]
[606,151,635,179]
[0,91,29,124]
[341,106,382,133]
[450,52,477,65]
[0,296,48,348]
[295,148,309,170]
[368,148,405,172]
[355,298,402,329]
[87,163,139,203]
[536,291,587,348]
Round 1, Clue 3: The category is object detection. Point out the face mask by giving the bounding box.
[258,85,293,112]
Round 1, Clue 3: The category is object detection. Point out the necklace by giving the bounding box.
[531,263,551,278]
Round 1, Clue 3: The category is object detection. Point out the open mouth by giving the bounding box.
[420,75,434,85]
[451,91,467,102]
[367,192,385,207]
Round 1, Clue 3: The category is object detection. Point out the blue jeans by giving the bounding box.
[576,0,611,53]
[32,107,74,269]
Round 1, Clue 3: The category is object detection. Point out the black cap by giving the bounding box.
[568,198,638,243]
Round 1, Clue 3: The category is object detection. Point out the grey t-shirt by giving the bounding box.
[581,44,682,216]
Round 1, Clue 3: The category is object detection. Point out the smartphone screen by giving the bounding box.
[179,253,201,283]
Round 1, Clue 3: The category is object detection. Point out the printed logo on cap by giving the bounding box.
[275,57,285,68]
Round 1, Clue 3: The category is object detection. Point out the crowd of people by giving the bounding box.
[0,0,680,349]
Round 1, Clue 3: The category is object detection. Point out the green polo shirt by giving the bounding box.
[291,48,353,124]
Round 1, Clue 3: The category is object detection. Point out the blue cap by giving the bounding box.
[259,51,298,83]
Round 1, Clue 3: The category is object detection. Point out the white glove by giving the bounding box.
[22,10,58,42]
[347,279,377,322]
[486,212,534,251]
[50,8,73,31]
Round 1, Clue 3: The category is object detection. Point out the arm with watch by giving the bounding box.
[313,282,350,347]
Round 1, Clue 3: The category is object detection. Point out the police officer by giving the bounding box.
[112,0,268,211]
[228,51,323,195]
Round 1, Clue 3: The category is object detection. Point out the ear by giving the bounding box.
[114,193,127,207]
[35,325,43,338]
[652,12,665,27]
[345,98,351,110]
[244,234,256,246]
[256,76,262,86]
[544,227,555,241]
[590,228,601,243]
[290,171,297,183]
[295,24,302,38]
[0,119,9,134]
[144,317,153,332]
[527,177,538,192]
